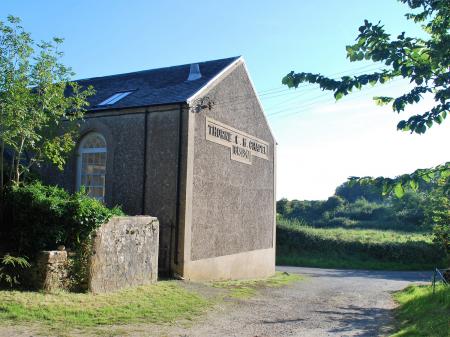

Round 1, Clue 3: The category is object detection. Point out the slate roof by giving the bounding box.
[75,56,240,112]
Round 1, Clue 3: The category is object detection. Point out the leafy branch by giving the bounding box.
[348,161,449,198]
[0,15,95,187]
[282,0,449,134]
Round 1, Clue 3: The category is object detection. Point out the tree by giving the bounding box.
[424,177,450,255]
[276,198,291,217]
[282,0,449,196]
[322,195,345,212]
[0,16,94,188]
[335,180,383,203]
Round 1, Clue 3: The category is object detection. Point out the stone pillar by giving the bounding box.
[34,250,68,292]
[88,216,159,293]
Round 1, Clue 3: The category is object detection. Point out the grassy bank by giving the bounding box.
[0,281,210,330]
[277,218,446,270]
[0,272,302,335]
[391,285,450,337]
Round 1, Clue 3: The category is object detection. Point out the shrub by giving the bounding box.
[0,181,123,290]
[322,195,345,212]
[391,191,428,228]
[1,182,123,256]
[315,216,356,228]
[334,198,390,221]
[0,254,30,288]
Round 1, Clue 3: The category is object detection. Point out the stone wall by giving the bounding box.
[88,216,159,293]
[27,250,68,292]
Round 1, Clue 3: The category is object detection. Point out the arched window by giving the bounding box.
[77,133,107,201]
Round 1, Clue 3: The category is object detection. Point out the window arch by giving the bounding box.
[77,132,107,201]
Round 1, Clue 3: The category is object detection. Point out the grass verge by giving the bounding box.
[0,281,210,329]
[0,273,303,335]
[212,271,303,299]
[391,285,450,337]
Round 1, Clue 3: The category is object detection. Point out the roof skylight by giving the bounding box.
[98,91,132,106]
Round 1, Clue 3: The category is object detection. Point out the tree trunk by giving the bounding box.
[9,152,15,185]
[15,156,20,184]
[15,138,25,184]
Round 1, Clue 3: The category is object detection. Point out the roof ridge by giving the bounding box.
[74,56,241,83]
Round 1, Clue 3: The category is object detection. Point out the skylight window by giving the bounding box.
[98,91,132,106]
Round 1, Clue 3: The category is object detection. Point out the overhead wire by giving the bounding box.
[209,64,386,108]
[266,77,406,119]
[256,63,385,95]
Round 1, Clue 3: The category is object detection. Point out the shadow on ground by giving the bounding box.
[279,266,432,283]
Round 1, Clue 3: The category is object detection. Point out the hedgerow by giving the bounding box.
[277,218,446,268]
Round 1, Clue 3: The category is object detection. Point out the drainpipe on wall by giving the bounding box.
[141,109,149,215]
[173,104,184,266]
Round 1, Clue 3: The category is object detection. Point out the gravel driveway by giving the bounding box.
[169,266,430,337]
[1,266,430,337]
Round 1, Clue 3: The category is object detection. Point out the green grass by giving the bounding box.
[0,273,303,335]
[277,219,446,270]
[212,271,303,299]
[0,281,210,329]
[276,250,436,270]
[391,285,450,337]
[280,219,433,244]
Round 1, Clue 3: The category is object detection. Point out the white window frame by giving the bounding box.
[76,132,107,201]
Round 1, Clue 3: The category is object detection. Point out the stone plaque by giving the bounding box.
[205,116,269,165]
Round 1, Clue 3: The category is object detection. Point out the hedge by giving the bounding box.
[0,181,123,259]
[277,222,445,266]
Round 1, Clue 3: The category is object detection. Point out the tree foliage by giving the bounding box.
[282,0,449,134]
[0,16,94,186]
[424,177,450,254]
[282,1,449,196]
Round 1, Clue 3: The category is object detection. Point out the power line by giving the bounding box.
[266,78,405,119]
[268,79,404,119]
[256,63,385,95]
[210,65,386,108]
[260,65,386,100]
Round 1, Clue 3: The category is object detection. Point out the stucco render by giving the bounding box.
[41,112,147,215]
[41,106,183,273]
[143,108,183,272]
[183,247,275,281]
[177,59,276,280]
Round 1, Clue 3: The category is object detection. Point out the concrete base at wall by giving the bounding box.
[182,248,275,281]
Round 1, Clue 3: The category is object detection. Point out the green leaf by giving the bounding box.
[394,183,405,198]
[334,91,345,100]
[409,180,418,191]
[374,96,393,106]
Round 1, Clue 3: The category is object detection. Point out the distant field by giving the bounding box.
[277,218,446,270]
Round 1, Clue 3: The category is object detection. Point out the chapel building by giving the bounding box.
[42,56,276,280]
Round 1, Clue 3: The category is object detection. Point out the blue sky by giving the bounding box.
[1,0,448,199]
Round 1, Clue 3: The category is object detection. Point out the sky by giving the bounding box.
[1,0,448,200]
